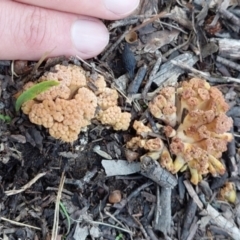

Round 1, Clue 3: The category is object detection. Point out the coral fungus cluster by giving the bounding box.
[21,64,131,142]
[127,78,233,185]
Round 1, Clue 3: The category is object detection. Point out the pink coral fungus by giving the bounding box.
[21,64,131,142]
[127,78,233,185]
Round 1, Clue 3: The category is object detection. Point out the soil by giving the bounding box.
[1,1,240,240]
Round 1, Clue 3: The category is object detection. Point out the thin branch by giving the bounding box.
[51,172,66,240]
[5,172,47,196]
[0,217,41,230]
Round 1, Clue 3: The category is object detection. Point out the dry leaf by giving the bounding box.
[144,30,179,53]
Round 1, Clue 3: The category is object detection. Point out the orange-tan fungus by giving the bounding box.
[127,77,233,185]
[21,64,131,142]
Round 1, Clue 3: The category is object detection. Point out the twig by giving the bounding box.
[86,219,133,235]
[75,55,103,74]
[159,20,188,34]
[163,32,193,58]
[4,172,47,196]
[181,199,198,240]
[51,172,65,240]
[204,204,240,240]
[130,11,169,33]
[186,218,198,240]
[0,217,41,230]
[113,181,153,216]
[127,64,147,95]
[218,8,240,26]
[216,56,240,72]
[183,180,203,210]
[108,18,139,30]
[102,11,169,61]
[171,60,240,84]
[101,30,129,61]
[145,225,160,240]
[131,215,150,240]
[153,187,172,236]
[142,55,162,99]
[104,209,129,230]
[140,156,177,188]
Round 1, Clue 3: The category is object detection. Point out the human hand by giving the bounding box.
[0,0,139,60]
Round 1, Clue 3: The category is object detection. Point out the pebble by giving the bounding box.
[108,190,122,204]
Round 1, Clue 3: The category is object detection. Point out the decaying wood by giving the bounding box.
[184,180,240,240]
[218,7,240,28]
[152,52,198,87]
[127,64,147,95]
[102,159,141,177]
[212,38,240,59]
[142,55,162,99]
[183,180,204,210]
[204,204,240,240]
[153,186,172,237]
[140,156,177,188]
[171,59,240,84]
[108,18,139,30]
[194,0,240,8]
[216,56,240,72]
[181,199,198,240]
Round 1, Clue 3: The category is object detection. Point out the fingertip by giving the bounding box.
[71,19,109,58]
[103,0,140,17]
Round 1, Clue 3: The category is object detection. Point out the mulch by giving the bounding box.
[0,0,240,239]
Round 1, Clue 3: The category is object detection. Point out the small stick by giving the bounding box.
[154,187,172,236]
[159,21,188,34]
[131,215,150,240]
[127,64,147,95]
[218,8,240,26]
[142,55,162,99]
[104,210,128,229]
[145,225,161,240]
[130,11,169,33]
[171,60,240,84]
[186,218,198,240]
[0,217,41,230]
[101,30,129,61]
[113,181,153,216]
[216,56,240,72]
[108,18,138,30]
[163,32,193,58]
[204,204,240,240]
[140,156,177,188]
[183,180,203,209]
[51,172,65,240]
[5,172,47,196]
[181,199,198,240]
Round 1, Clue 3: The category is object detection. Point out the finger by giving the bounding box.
[14,0,140,20]
[0,1,109,60]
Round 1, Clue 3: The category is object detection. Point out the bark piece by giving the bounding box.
[152,52,198,87]
[102,159,141,176]
[140,156,177,188]
[154,187,172,237]
[214,38,240,59]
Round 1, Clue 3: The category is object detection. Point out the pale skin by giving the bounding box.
[0,0,140,60]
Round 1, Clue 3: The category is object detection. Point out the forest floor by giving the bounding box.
[0,0,240,240]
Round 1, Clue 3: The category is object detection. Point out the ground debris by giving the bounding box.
[1,0,240,239]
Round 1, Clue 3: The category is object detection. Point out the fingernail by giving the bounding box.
[104,0,139,16]
[71,19,109,55]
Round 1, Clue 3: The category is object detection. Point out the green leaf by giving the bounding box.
[0,114,11,123]
[15,80,59,111]
[59,201,71,236]
[115,233,123,240]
